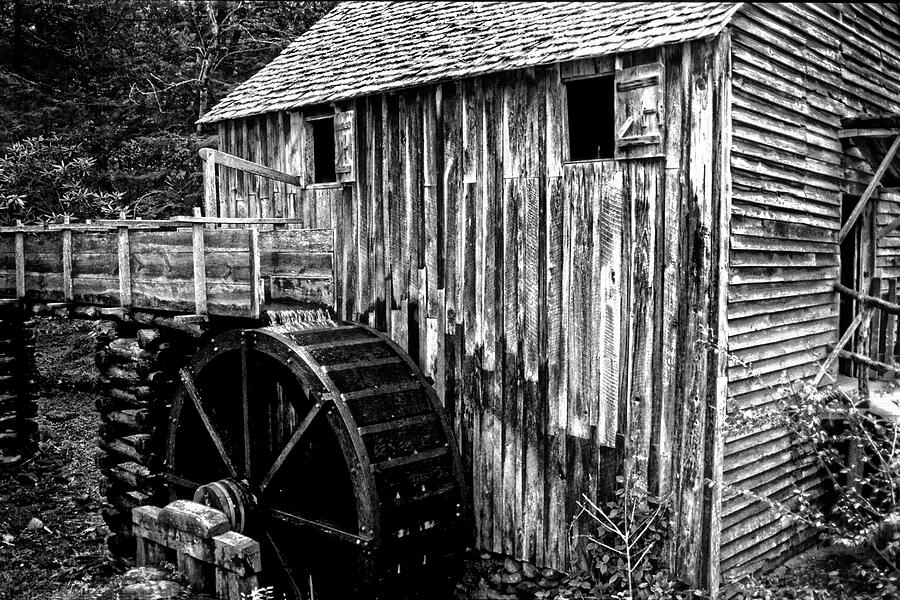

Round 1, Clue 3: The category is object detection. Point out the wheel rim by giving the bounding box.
[164,323,468,599]
[165,327,379,599]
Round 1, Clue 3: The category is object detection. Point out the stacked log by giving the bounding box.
[0,299,37,465]
[94,323,194,559]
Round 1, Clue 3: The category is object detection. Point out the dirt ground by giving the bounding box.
[0,318,116,600]
[2,319,900,600]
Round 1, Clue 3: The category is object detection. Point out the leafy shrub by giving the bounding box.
[0,135,126,224]
[106,132,203,219]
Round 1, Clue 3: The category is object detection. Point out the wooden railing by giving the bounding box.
[0,214,335,319]
[199,149,335,229]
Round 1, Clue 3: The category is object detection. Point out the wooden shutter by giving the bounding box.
[334,109,356,182]
[614,63,665,160]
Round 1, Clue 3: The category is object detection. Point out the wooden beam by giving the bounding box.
[14,229,24,299]
[202,148,217,219]
[168,216,306,225]
[198,148,303,188]
[249,227,262,320]
[813,307,873,386]
[830,345,898,375]
[838,128,900,139]
[191,207,208,316]
[838,134,900,243]
[117,220,132,307]
[834,282,900,315]
[61,217,73,302]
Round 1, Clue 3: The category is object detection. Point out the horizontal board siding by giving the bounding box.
[0,228,334,315]
[724,3,900,584]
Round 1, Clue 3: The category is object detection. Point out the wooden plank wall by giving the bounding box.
[723,3,900,584]
[217,115,336,229]
[218,39,730,578]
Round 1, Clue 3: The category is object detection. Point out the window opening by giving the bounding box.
[312,117,336,183]
[566,75,615,161]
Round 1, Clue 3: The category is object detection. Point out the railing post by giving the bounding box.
[249,227,262,320]
[200,148,218,219]
[61,215,73,303]
[192,207,208,316]
[117,211,132,307]
[14,221,24,299]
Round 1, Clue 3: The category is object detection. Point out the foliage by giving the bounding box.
[725,377,900,570]
[242,586,280,600]
[542,476,695,600]
[0,135,126,224]
[0,0,335,223]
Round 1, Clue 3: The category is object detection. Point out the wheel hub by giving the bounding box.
[192,478,256,534]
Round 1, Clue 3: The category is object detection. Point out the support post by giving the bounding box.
[202,149,218,219]
[249,227,262,320]
[61,215,73,303]
[191,207,208,316]
[14,222,24,299]
[117,212,132,307]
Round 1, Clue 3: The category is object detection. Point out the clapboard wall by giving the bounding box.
[722,3,900,584]
[212,36,730,583]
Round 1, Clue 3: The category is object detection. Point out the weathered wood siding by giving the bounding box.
[216,114,337,229]
[0,227,334,316]
[723,3,900,583]
[215,38,729,580]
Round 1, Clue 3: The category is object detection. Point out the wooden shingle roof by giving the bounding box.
[199,1,743,124]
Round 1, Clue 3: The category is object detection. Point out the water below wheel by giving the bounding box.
[162,320,468,599]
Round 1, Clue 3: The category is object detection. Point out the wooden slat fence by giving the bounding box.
[0,220,334,318]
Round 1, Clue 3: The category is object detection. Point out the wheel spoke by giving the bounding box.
[241,341,252,478]
[263,529,306,600]
[267,507,371,546]
[179,367,238,478]
[260,400,326,492]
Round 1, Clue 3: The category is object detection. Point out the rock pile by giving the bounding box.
[0,300,37,466]
[94,322,195,559]
[473,551,565,599]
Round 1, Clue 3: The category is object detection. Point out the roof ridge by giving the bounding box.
[199,1,742,124]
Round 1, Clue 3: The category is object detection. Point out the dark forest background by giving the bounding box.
[0,0,335,224]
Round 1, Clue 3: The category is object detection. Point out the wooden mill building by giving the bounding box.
[192,0,899,593]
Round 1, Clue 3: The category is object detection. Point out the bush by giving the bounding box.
[0,135,127,224]
[545,477,695,600]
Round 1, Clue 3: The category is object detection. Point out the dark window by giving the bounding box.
[566,76,615,161]
[312,117,336,183]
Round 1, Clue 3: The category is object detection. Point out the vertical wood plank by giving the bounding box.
[656,43,685,499]
[61,218,73,302]
[356,99,370,324]
[502,177,520,557]
[249,227,262,320]
[370,97,386,331]
[251,117,264,218]
[117,225,132,307]
[192,207,208,315]
[14,232,25,298]
[203,149,217,218]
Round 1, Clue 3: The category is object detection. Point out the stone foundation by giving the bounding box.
[0,300,37,465]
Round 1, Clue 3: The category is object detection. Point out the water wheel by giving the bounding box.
[162,320,468,599]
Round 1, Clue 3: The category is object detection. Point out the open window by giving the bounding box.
[310,116,337,183]
[565,75,615,161]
